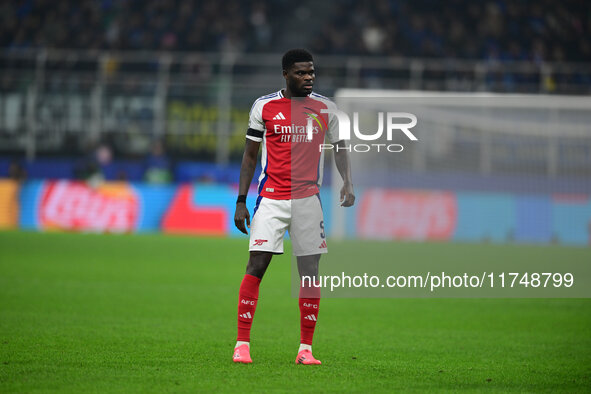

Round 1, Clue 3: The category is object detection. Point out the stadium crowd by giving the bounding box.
[1,0,589,62]
[0,0,280,53]
[313,0,590,63]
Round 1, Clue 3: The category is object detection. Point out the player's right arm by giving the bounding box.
[234,99,266,234]
[234,139,260,234]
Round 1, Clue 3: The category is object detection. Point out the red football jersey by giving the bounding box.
[246,90,340,200]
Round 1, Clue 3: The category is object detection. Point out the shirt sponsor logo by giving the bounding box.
[273,123,320,143]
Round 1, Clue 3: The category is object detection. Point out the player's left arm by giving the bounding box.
[333,140,355,207]
[324,99,354,206]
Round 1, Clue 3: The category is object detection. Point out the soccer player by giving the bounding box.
[233,49,355,365]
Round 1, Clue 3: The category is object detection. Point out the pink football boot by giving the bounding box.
[295,349,322,365]
[233,344,252,364]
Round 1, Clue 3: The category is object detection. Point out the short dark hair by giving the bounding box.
[282,49,313,70]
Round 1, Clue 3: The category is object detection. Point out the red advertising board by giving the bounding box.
[358,189,457,241]
[161,185,227,236]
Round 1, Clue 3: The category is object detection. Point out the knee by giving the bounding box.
[246,252,272,278]
[297,254,320,277]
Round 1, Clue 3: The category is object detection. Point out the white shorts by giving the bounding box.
[249,194,327,256]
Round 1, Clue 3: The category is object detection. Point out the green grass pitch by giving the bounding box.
[0,231,590,392]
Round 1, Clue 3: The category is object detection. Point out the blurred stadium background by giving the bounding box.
[0,0,590,243]
[1,1,591,392]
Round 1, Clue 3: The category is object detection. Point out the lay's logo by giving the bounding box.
[40,181,139,232]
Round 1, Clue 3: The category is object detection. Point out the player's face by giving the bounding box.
[284,62,315,97]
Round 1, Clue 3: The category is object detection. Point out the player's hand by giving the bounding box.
[234,203,251,234]
[340,183,355,207]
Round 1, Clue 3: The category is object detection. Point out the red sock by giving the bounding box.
[237,274,261,342]
[299,284,321,345]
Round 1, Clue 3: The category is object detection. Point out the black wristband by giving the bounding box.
[236,195,247,204]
